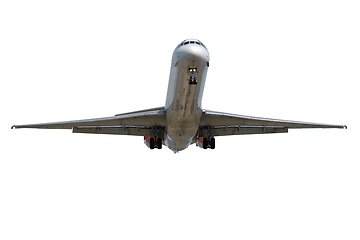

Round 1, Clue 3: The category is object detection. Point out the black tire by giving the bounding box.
[210,138,215,149]
[150,138,155,149]
[157,138,162,149]
[203,137,208,149]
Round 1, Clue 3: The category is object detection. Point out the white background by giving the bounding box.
[1,1,359,239]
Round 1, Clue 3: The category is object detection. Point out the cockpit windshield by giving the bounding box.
[175,39,207,51]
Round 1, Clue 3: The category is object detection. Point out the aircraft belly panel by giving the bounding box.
[165,46,209,151]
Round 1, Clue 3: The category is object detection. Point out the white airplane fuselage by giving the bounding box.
[164,40,210,152]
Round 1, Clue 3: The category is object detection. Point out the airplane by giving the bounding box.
[12,39,347,153]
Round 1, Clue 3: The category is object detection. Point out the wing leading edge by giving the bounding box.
[198,110,346,137]
[12,107,167,137]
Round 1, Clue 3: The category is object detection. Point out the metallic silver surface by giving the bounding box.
[164,39,210,152]
[12,39,346,153]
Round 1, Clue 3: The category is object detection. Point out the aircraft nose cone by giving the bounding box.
[181,45,209,63]
[185,47,200,62]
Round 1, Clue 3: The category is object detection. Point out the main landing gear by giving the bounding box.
[202,137,215,149]
[150,137,162,149]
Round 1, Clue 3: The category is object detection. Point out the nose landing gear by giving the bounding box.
[188,68,197,85]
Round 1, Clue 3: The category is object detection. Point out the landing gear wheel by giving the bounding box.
[203,137,208,149]
[210,138,215,149]
[189,77,197,85]
[150,138,155,149]
[157,138,162,149]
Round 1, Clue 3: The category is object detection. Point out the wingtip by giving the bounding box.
[344,125,347,129]
[11,125,15,129]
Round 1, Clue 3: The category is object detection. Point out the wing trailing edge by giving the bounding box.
[12,107,167,137]
[199,110,346,137]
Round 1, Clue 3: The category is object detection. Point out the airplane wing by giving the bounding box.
[12,107,167,137]
[199,110,347,137]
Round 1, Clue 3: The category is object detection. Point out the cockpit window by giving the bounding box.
[175,39,207,50]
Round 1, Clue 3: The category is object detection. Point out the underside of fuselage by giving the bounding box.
[164,39,210,152]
